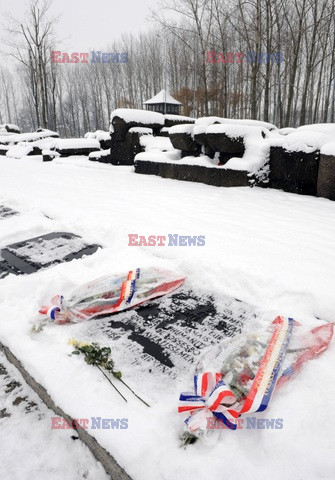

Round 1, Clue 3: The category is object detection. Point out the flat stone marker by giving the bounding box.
[81,287,261,375]
[0,232,100,278]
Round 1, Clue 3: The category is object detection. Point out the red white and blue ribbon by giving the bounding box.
[277,322,334,390]
[178,316,294,431]
[39,269,141,320]
[40,295,64,320]
[125,268,140,304]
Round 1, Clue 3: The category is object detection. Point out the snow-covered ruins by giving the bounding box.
[1,1,335,480]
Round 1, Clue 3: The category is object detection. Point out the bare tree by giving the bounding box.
[4,0,60,129]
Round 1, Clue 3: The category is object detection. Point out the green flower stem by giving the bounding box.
[97,365,128,403]
[73,342,149,406]
[118,378,150,407]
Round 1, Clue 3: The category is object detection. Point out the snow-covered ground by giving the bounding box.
[0,155,335,480]
[0,351,110,480]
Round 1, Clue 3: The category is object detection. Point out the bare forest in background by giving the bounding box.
[1,0,335,136]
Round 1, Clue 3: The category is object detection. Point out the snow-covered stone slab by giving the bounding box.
[88,149,112,163]
[85,131,112,150]
[110,127,153,166]
[110,109,164,149]
[169,124,201,157]
[269,124,335,153]
[206,124,267,156]
[0,232,100,277]
[79,286,248,373]
[0,123,20,134]
[111,109,164,132]
[0,254,15,280]
[195,116,277,131]
[56,139,101,157]
[269,146,320,196]
[109,109,174,166]
[317,153,335,201]
[0,130,59,146]
[42,149,61,162]
[135,159,252,187]
[6,144,36,158]
[164,114,195,128]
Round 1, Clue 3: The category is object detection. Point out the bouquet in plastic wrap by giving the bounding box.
[178,316,333,439]
[38,267,186,325]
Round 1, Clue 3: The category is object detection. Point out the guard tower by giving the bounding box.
[143,89,182,115]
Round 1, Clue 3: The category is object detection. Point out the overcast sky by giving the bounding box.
[1,0,161,53]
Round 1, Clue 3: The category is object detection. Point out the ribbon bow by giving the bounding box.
[178,372,238,430]
[179,317,295,433]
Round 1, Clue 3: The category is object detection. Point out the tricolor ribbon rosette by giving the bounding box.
[179,316,294,433]
[178,372,238,431]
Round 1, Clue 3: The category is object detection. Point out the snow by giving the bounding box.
[268,123,335,153]
[320,142,335,156]
[136,151,225,165]
[143,89,182,105]
[89,149,111,160]
[8,236,89,265]
[0,130,59,145]
[195,116,224,127]
[56,138,100,150]
[269,129,331,153]
[138,124,269,175]
[164,114,195,122]
[128,127,153,134]
[195,116,277,131]
[0,351,110,480]
[6,144,33,158]
[2,138,100,159]
[298,123,335,135]
[0,123,20,133]
[207,124,268,138]
[169,124,195,135]
[192,124,208,136]
[136,144,269,176]
[85,130,111,142]
[1,155,335,480]
[136,150,181,162]
[278,128,296,135]
[110,108,165,126]
[3,138,59,159]
[0,131,15,137]
[223,131,270,175]
[139,135,174,152]
[42,149,60,157]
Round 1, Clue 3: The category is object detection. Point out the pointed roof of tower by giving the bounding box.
[143,89,182,106]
